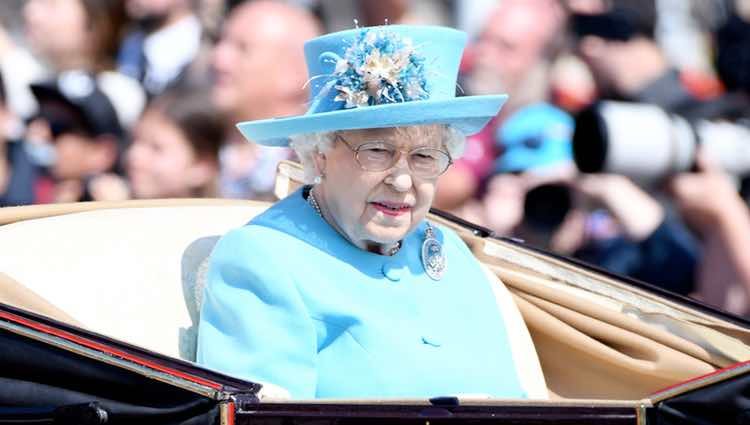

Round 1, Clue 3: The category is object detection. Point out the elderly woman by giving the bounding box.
[197,25,545,399]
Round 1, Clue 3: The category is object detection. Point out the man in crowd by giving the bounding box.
[118,0,207,96]
[572,0,704,112]
[571,0,750,311]
[211,0,321,200]
[435,0,566,211]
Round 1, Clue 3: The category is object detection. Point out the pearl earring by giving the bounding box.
[313,175,322,185]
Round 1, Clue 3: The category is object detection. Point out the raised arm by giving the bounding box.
[668,152,750,298]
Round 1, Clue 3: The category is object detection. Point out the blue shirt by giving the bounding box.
[197,188,525,399]
[1,140,39,207]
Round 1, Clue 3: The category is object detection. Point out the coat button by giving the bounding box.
[381,261,402,282]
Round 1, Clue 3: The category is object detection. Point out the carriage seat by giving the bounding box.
[0,202,265,360]
[0,197,547,399]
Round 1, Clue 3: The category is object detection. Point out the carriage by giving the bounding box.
[1,162,749,424]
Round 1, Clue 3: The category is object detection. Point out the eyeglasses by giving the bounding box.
[335,134,452,179]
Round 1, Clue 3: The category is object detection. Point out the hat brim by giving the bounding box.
[236,95,508,146]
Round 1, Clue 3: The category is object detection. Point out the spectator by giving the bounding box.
[20,0,146,151]
[464,0,566,115]
[24,0,127,73]
[571,0,708,113]
[434,0,566,211]
[27,71,145,202]
[314,0,451,31]
[0,70,41,206]
[482,103,577,238]
[125,88,224,199]
[666,0,750,314]
[669,151,750,315]
[0,23,46,119]
[211,0,321,200]
[715,0,750,96]
[479,104,700,295]
[118,0,210,96]
[656,0,719,76]
[565,0,750,299]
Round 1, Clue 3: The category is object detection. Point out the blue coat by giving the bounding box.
[197,188,525,399]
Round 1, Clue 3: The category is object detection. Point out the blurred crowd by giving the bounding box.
[1,0,750,315]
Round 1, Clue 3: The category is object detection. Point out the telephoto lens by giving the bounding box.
[572,101,750,183]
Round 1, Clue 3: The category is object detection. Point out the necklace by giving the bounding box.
[305,186,446,278]
[307,188,323,217]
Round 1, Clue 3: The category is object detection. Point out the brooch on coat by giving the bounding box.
[421,222,446,281]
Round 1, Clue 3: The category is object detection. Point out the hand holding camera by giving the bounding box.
[574,173,664,241]
[667,150,749,235]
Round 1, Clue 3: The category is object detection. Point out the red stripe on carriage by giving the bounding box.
[651,360,750,397]
[0,310,223,391]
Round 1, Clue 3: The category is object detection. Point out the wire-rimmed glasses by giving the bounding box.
[335,133,452,179]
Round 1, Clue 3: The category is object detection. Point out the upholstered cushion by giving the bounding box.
[0,204,265,359]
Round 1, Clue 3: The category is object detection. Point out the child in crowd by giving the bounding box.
[27,71,142,203]
[125,88,224,199]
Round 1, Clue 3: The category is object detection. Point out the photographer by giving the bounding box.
[569,0,750,185]
[569,0,750,312]
[669,151,750,315]
[481,103,699,295]
[668,0,750,315]
[572,0,714,113]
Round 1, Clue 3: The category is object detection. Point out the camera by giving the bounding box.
[523,183,572,232]
[572,100,750,182]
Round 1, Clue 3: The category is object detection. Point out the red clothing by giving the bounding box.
[453,117,498,186]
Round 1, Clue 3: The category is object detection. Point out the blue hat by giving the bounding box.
[236,25,508,146]
[494,102,574,174]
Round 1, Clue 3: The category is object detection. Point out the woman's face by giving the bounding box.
[126,110,213,199]
[315,126,447,249]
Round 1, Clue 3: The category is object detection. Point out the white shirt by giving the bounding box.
[142,14,202,94]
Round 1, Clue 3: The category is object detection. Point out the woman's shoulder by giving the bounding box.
[217,222,283,247]
[216,190,310,245]
[211,190,334,267]
[209,225,284,276]
[247,188,329,240]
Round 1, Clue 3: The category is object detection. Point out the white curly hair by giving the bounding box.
[289,125,466,184]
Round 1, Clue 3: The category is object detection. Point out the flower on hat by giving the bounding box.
[334,84,370,108]
[330,27,429,109]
